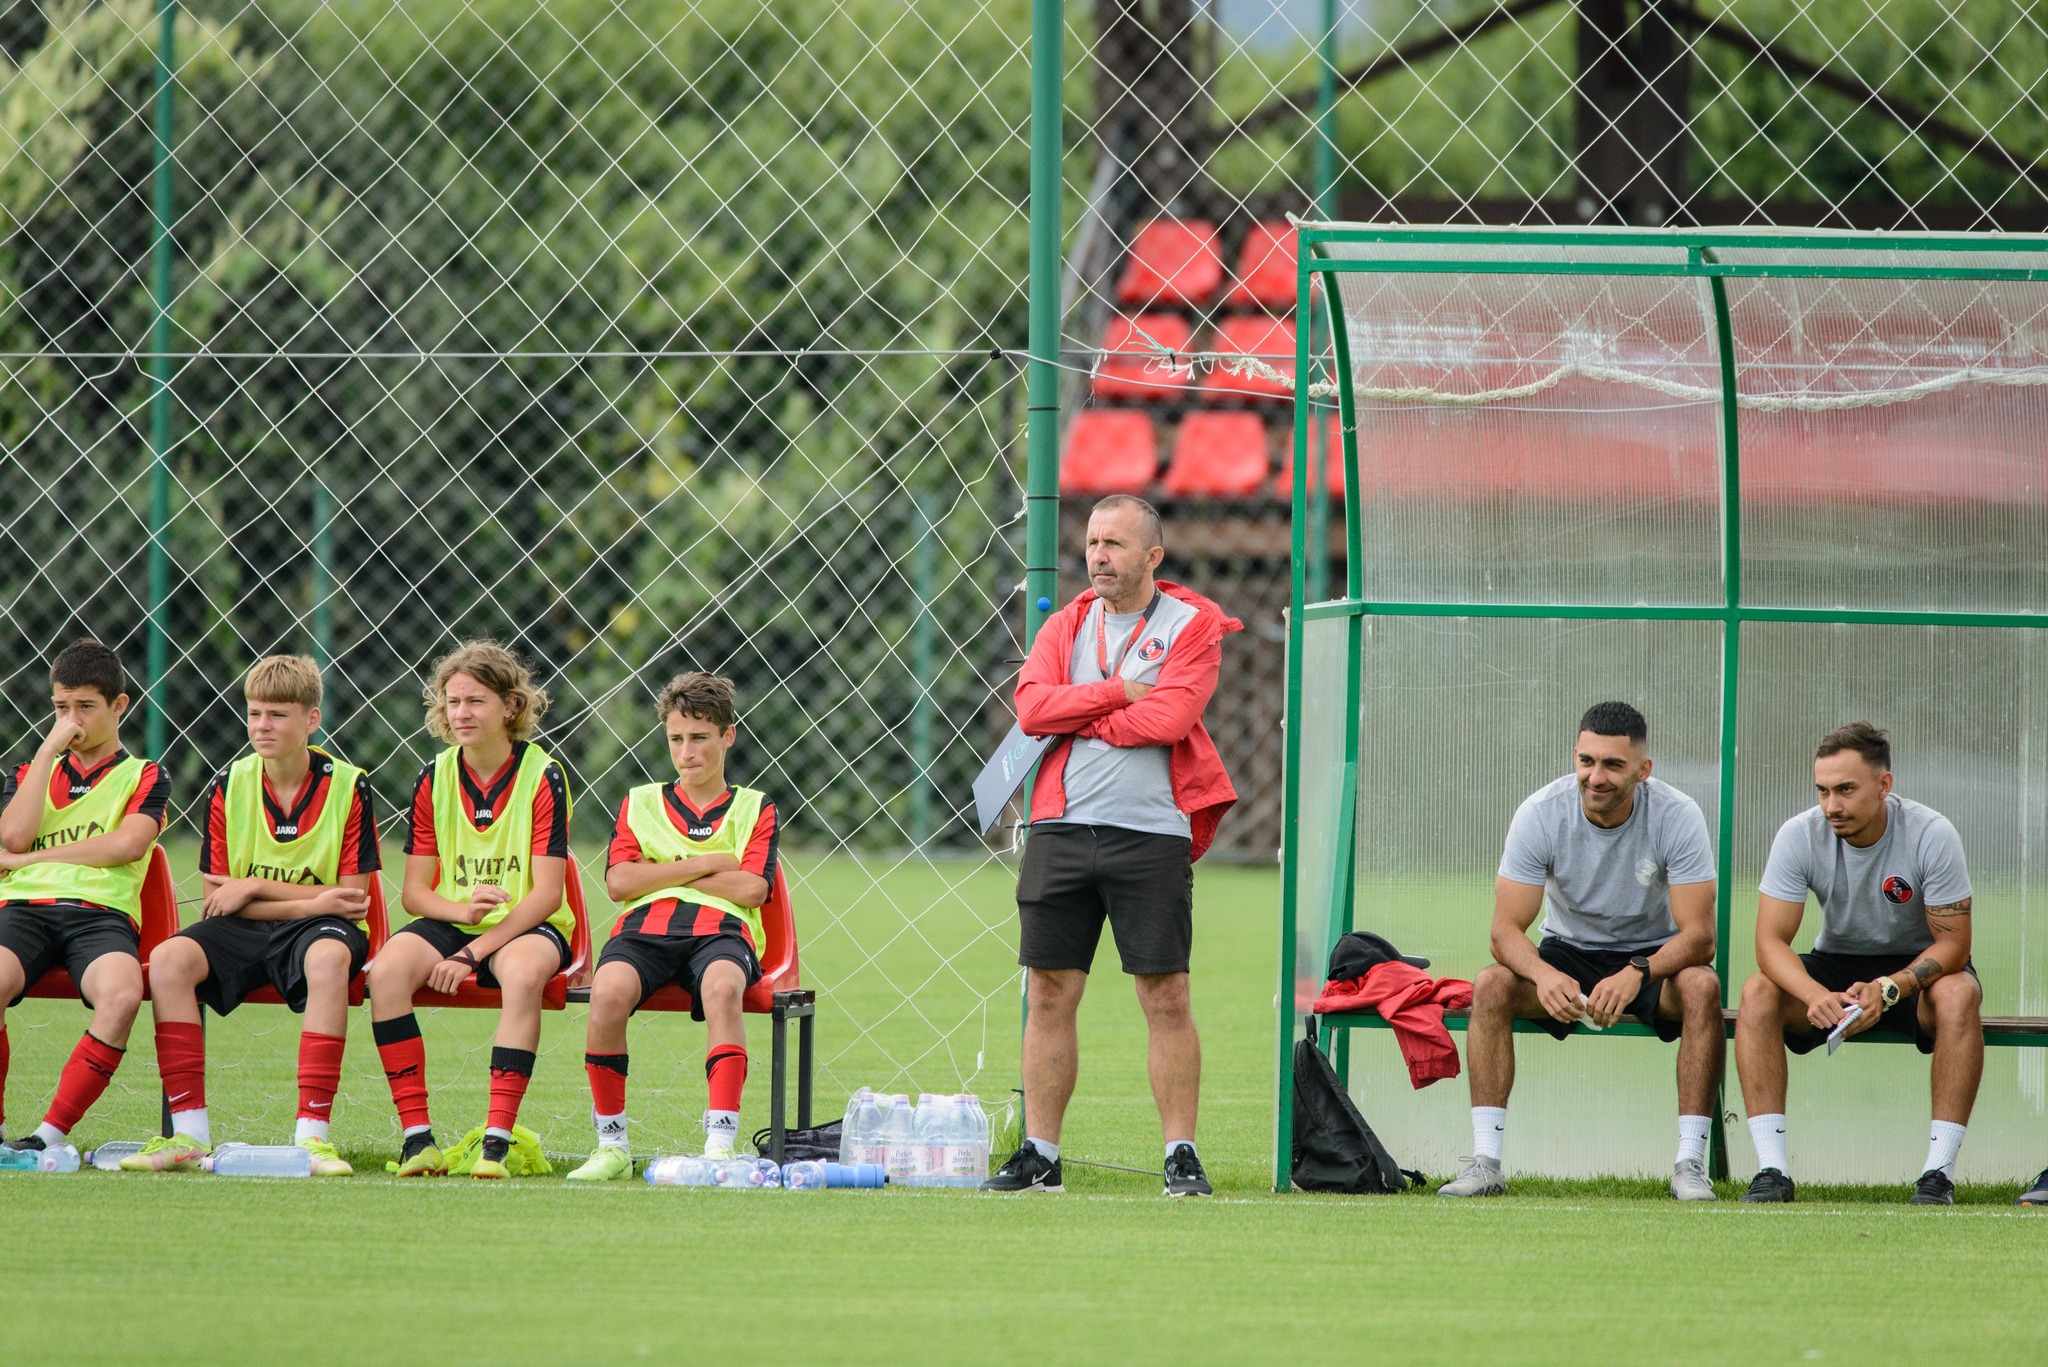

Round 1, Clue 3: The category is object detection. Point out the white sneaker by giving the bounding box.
[1438,1154,1506,1197]
[1671,1158,1717,1201]
[702,1131,736,1159]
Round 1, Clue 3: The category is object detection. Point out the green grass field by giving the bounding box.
[4,856,2045,1364]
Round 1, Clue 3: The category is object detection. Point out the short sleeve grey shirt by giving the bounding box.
[1757,795,1971,956]
[1498,775,1716,951]
[1040,594,1196,841]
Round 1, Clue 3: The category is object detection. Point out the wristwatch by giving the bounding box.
[1629,955,1652,981]
[1877,977,1901,1008]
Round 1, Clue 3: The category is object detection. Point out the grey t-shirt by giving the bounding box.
[1757,794,1971,957]
[1498,774,1716,950]
[1040,593,1196,840]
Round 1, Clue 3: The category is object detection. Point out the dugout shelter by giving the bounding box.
[1277,224,2048,1190]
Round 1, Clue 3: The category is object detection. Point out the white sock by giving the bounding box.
[32,1121,68,1147]
[1026,1135,1060,1162]
[1165,1140,1195,1160]
[403,1124,432,1140]
[1676,1115,1711,1166]
[484,1125,512,1142]
[1472,1107,1506,1163]
[704,1110,738,1139]
[171,1109,211,1146]
[1924,1120,1967,1179]
[1748,1113,1789,1175]
[294,1118,329,1145]
[595,1112,629,1151]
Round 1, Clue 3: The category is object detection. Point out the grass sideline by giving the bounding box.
[5,857,2046,1363]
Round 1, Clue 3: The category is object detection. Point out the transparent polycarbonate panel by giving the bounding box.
[1711,244,2048,274]
[1290,616,1352,1023]
[1730,623,2048,1181]
[1729,276,2048,612]
[1331,270,1723,606]
[1340,614,1723,1178]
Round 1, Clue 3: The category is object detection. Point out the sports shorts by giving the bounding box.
[394,917,571,987]
[1534,936,1680,1042]
[1784,950,1979,1057]
[178,913,369,1015]
[1016,823,1194,976]
[598,913,761,1020]
[0,902,140,1007]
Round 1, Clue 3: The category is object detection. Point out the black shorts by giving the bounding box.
[598,917,761,1020]
[179,914,370,1015]
[1783,951,1980,1057]
[394,917,571,986]
[1534,937,1679,1042]
[0,902,140,1007]
[1017,823,1194,976]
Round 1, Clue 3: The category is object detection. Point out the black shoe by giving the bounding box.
[480,1135,511,1166]
[1741,1168,1795,1203]
[1163,1144,1212,1198]
[981,1144,1063,1193]
[2,1135,46,1153]
[1910,1169,1955,1205]
[399,1130,438,1164]
[2017,1167,2048,1206]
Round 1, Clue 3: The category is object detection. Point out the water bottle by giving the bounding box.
[838,1086,872,1162]
[204,1144,313,1177]
[880,1094,917,1181]
[86,1141,146,1172]
[710,1156,779,1188]
[944,1094,990,1188]
[841,1090,883,1166]
[646,1155,716,1187]
[1,1143,80,1173]
[820,1161,886,1188]
[908,1093,944,1187]
[783,1160,828,1190]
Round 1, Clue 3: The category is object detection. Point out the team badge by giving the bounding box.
[1882,875,1914,904]
[1634,858,1662,887]
[1136,637,1165,662]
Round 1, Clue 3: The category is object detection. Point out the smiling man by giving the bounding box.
[1441,701,1722,1201]
[1734,721,1980,1205]
[987,494,1241,1199]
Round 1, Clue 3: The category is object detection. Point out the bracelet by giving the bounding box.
[451,948,480,970]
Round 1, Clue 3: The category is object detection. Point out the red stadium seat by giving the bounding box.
[24,846,177,1000]
[411,857,592,1011]
[241,876,391,1009]
[1201,315,1296,402]
[1061,409,1159,494]
[1223,221,1297,309]
[1162,412,1271,498]
[1115,218,1224,309]
[1273,417,1347,498]
[1093,313,1193,401]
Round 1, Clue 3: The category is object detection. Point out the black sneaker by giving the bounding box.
[1163,1144,1212,1198]
[2017,1167,2048,1206]
[981,1144,1063,1193]
[2,1135,46,1153]
[480,1135,511,1166]
[1741,1168,1795,1203]
[1909,1169,1955,1205]
[399,1130,437,1164]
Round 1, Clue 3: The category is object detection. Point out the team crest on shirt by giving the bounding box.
[1635,858,1662,887]
[1882,875,1914,904]
[1137,637,1165,662]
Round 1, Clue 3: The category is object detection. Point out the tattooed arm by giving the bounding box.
[1889,898,1973,998]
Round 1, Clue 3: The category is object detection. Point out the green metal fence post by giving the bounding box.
[1305,0,1338,603]
[910,490,939,849]
[1707,264,1742,1183]
[310,475,336,738]
[144,0,178,761]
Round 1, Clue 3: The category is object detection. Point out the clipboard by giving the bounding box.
[972,722,1052,834]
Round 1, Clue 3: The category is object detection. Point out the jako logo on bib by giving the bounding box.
[1882,875,1914,904]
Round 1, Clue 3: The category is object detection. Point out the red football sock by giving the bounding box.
[297,1031,346,1123]
[372,1015,431,1131]
[705,1044,748,1113]
[486,1047,535,1133]
[44,1031,124,1135]
[586,1052,627,1117]
[154,1020,207,1115]
[1,1024,10,1131]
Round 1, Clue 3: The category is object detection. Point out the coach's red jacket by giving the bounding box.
[1014,581,1243,860]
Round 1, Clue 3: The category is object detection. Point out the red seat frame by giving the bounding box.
[23,846,178,1000]
[410,857,592,1011]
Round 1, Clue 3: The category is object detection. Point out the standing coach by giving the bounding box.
[984,494,1242,1198]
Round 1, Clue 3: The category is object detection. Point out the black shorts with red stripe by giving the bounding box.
[600,903,760,1020]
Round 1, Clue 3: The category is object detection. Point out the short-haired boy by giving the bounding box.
[566,672,779,1180]
[0,639,168,1155]
[124,656,378,1174]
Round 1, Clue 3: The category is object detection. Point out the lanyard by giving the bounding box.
[1094,589,1163,680]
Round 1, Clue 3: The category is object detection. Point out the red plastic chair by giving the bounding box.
[1162,412,1271,498]
[1115,218,1224,309]
[1093,314,1193,402]
[24,846,177,1000]
[411,857,591,1011]
[1222,221,1298,310]
[240,876,391,1009]
[1274,417,1347,498]
[1200,316,1297,402]
[1061,409,1159,494]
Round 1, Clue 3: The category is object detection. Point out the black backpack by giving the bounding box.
[1291,1034,1420,1194]
[751,1120,842,1164]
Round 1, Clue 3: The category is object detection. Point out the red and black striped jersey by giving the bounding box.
[196,750,380,878]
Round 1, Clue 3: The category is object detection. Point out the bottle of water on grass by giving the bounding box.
[86,1141,146,1172]
[205,1144,312,1177]
[645,1155,716,1187]
[880,1095,917,1181]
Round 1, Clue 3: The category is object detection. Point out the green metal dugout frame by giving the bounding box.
[1273,224,2048,1193]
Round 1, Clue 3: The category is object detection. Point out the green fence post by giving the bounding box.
[310,475,336,738]
[1707,263,1742,1183]
[910,490,939,849]
[1306,0,1337,603]
[143,0,178,762]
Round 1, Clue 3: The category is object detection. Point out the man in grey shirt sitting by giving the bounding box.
[1441,701,1723,1201]
[1734,721,1980,1206]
